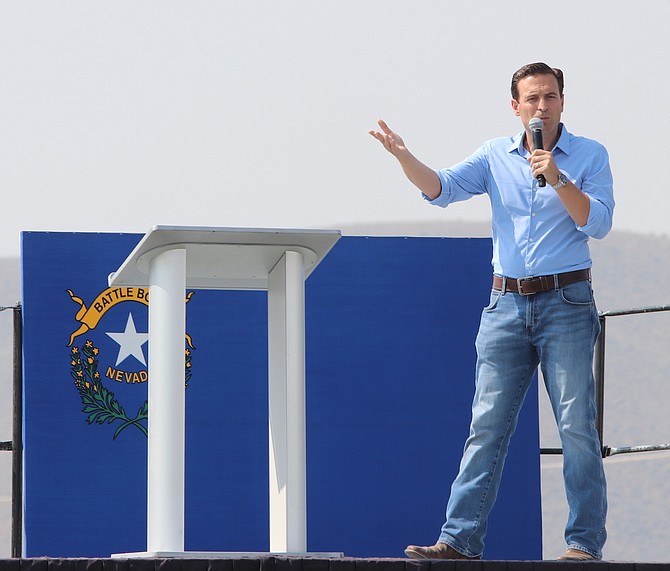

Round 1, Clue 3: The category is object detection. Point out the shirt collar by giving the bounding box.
[508,123,570,155]
[554,123,570,154]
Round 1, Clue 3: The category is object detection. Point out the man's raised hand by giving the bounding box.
[368,119,408,157]
[368,118,441,199]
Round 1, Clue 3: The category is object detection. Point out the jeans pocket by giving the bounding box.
[560,281,594,306]
[484,290,502,311]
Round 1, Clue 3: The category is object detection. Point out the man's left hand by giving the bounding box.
[529,149,560,186]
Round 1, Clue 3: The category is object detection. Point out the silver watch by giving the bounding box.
[551,173,569,190]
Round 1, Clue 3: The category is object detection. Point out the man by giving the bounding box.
[369,62,614,561]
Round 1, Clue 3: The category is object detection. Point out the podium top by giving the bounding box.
[108,225,341,290]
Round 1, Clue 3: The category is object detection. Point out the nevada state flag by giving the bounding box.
[20,231,541,560]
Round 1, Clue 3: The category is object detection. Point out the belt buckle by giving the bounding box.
[517,276,537,296]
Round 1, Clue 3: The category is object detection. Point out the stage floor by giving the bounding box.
[1,556,668,571]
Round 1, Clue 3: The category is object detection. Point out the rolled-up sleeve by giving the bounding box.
[423,144,489,207]
[576,145,615,239]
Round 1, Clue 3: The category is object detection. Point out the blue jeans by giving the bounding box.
[438,280,607,559]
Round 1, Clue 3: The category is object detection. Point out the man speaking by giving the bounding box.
[369,62,614,561]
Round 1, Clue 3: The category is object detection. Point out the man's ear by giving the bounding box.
[511,98,520,116]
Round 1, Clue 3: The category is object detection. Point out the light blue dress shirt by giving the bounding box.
[427,124,615,278]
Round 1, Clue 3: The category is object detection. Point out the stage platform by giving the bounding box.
[1,556,668,571]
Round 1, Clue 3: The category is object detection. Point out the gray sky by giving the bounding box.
[1,1,668,260]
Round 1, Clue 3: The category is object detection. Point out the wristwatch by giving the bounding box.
[551,173,569,190]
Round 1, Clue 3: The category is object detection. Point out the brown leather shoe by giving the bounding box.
[404,542,480,560]
[556,548,598,561]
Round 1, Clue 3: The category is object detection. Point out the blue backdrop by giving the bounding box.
[21,232,542,559]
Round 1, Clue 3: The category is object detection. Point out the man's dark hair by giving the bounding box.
[511,62,564,100]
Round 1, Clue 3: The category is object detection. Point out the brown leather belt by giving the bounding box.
[492,268,591,296]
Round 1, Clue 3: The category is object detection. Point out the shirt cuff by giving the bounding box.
[576,195,612,239]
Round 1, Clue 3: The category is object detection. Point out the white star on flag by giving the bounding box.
[106,313,149,366]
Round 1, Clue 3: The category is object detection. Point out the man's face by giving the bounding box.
[511,73,564,143]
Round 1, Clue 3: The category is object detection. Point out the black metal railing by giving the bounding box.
[541,304,670,458]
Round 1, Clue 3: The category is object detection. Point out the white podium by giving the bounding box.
[108,225,341,558]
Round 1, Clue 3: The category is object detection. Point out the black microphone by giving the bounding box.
[529,117,546,187]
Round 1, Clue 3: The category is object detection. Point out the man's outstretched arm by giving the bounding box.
[369,119,442,200]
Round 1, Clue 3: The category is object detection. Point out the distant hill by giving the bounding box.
[1,226,669,560]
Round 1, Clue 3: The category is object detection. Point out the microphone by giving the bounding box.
[529,117,546,187]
